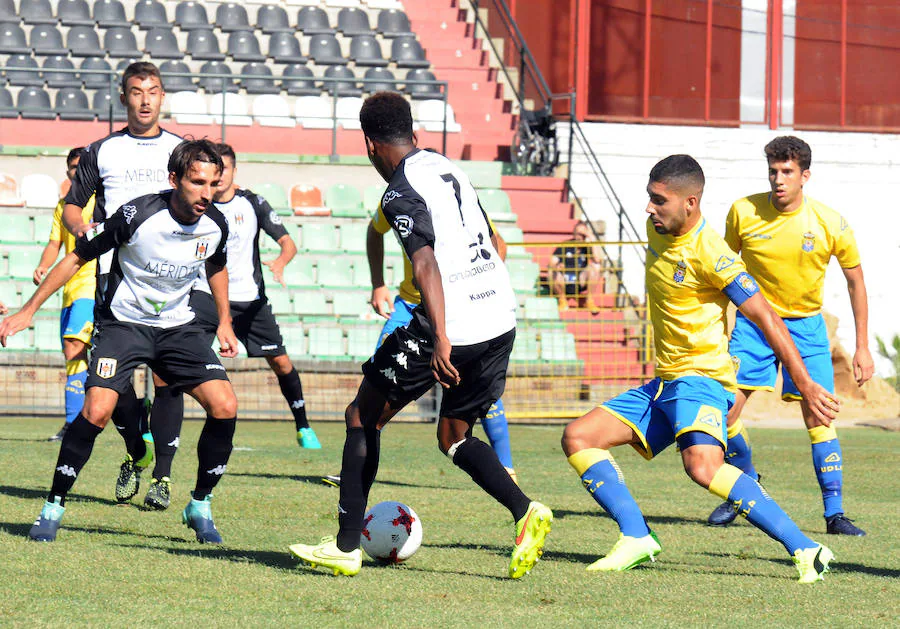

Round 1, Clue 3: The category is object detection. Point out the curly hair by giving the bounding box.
[359,91,413,144]
[764,136,811,170]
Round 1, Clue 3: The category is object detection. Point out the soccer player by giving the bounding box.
[548,220,602,312]
[1,139,239,544]
[706,136,873,535]
[33,147,97,441]
[561,155,838,583]
[62,61,185,504]
[289,92,552,578]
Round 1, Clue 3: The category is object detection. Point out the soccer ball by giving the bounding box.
[360,501,423,563]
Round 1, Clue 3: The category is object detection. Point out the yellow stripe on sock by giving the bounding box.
[808,425,837,444]
[708,464,744,500]
[567,448,612,476]
[726,417,745,440]
[65,358,88,376]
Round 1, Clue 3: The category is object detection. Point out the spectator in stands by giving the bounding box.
[548,220,602,312]
[33,147,97,441]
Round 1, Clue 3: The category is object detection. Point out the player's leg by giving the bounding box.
[708,388,759,525]
[56,336,89,440]
[266,353,319,448]
[479,399,516,482]
[144,371,183,510]
[550,270,568,309]
[578,266,600,312]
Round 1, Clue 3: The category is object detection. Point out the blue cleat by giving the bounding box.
[297,427,322,449]
[182,492,223,544]
[29,497,65,542]
[707,501,738,526]
[826,514,866,536]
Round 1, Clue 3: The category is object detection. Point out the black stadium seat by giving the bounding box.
[0,85,16,117]
[308,35,345,66]
[5,54,43,87]
[377,9,414,38]
[18,86,55,119]
[228,30,265,62]
[322,65,360,98]
[268,32,306,64]
[281,64,318,97]
[159,60,196,92]
[145,27,182,60]
[43,55,81,88]
[337,8,372,37]
[0,0,16,25]
[391,36,429,69]
[68,26,102,58]
[215,3,250,33]
[257,5,292,34]
[31,24,69,56]
[198,60,238,93]
[350,35,387,67]
[297,7,334,36]
[187,28,225,61]
[20,0,56,25]
[0,25,30,55]
[57,0,93,27]
[105,27,142,59]
[175,1,211,30]
[135,0,169,30]
[80,57,113,89]
[92,88,127,121]
[56,87,94,120]
[240,62,279,95]
[114,58,140,74]
[363,67,398,94]
[94,0,131,29]
[405,68,442,100]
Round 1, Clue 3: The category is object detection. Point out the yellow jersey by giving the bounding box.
[50,197,97,307]
[646,217,749,390]
[724,193,860,319]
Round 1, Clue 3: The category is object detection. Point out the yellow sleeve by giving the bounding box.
[371,202,391,235]
[698,229,747,290]
[832,214,861,269]
[49,201,64,242]
[723,204,741,253]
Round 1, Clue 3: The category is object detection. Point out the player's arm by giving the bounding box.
[34,238,62,285]
[482,210,507,261]
[841,264,873,386]
[63,146,100,236]
[723,205,742,254]
[264,234,296,287]
[206,217,237,358]
[255,194,294,287]
[411,245,458,388]
[366,220,392,318]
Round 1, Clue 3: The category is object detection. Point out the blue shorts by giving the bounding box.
[600,376,734,460]
[375,296,418,351]
[729,311,834,400]
[60,298,94,348]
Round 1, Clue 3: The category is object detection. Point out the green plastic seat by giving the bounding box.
[457,160,502,189]
[506,259,539,293]
[253,183,290,211]
[287,257,316,287]
[317,258,355,287]
[510,329,538,362]
[363,184,385,212]
[8,248,44,278]
[34,318,60,352]
[347,325,379,359]
[33,213,54,243]
[325,183,366,218]
[279,324,305,353]
[0,282,20,308]
[498,225,524,242]
[266,290,293,315]
[300,223,339,252]
[307,326,346,358]
[4,215,33,243]
[523,296,560,321]
[479,188,511,215]
[540,331,578,361]
[339,223,367,253]
[292,290,330,317]
[332,291,369,318]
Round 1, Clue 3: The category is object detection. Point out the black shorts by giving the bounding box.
[562,271,587,295]
[190,290,286,357]
[362,307,515,422]
[86,319,230,394]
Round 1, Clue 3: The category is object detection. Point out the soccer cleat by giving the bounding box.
[137,433,154,468]
[321,474,341,488]
[826,514,866,536]
[144,477,171,510]
[586,532,662,572]
[182,492,223,544]
[793,544,834,583]
[47,423,68,442]
[707,501,738,526]
[297,427,322,449]
[29,497,65,542]
[289,536,362,576]
[509,501,553,579]
[115,454,143,502]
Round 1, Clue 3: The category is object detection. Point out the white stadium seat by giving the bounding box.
[20,173,60,208]
[335,96,363,129]
[415,99,462,133]
[295,96,335,129]
[210,93,253,126]
[169,91,213,125]
[252,94,296,127]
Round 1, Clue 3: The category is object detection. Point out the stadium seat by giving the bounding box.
[215,3,251,32]
[337,8,372,37]
[350,35,388,67]
[479,188,512,216]
[33,212,52,241]
[187,29,226,61]
[0,173,23,206]
[0,86,16,117]
[0,282,20,308]
[391,37,429,69]
[307,327,345,358]
[252,94,295,127]
[55,87,94,121]
[0,25,30,55]
[325,0,362,7]
[347,326,378,359]
[506,259,540,293]
[268,32,307,64]
[257,5,293,33]
[292,290,330,317]
[332,292,369,317]
[416,99,462,132]
[498,225,524,242]
[295,96,334,129]
[145,27,182,60]
[210,92,252,126]
[405,69,443,100]
[42,56,80,88]
[362,67,398,94]
[5,54,43,87]
[8,248,43,277]
[0,0,14,24]
[254,182,290,211]
[228,30,266,62]
[114,58,141,75]
[290,184,328,216]
[20,0,56,25]
[300,224,339,252]
[159,60,195,92]
[92,88,127,121]
[68,26,102,58]
[335,96,363,129]
[57,0,94,27]
[5,216,31,241]
[377,9,413,38]
[134,0,169,30]
[240,62,279,94]
[30,24,68,56]
[308,34,346,65]
[363,184,384,210]
[94,0,129,28]
[34,318,60,351]
[280,324,305,353]
[325,183,364,217]
[175,1,211,30]
[281,64,318,97]
[105,27,142,59]
[523,297,560,321]
[541,331,578,362]
[322,66,361,97]
[510,329,538,362]
[266,289,293,315]
[367,0,405,9]
[339,223,367,253]
[286,257,315,288]
[18,86,55,119]
[80,58,113,90]
[296,6,334,35]
[168,90,211,124]
[198,60,238,93]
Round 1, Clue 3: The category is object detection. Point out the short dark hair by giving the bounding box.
[66,147,84,165]
[168,139,223,181]
[764,135,811,170]
[121,61,163,93]
[359,91,413,144]
[649,154,705,196]
[215,142,236,164]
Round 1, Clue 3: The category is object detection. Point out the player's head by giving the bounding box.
[359,91,415,182]
[214,142,237,200]
[764,136,810,210]
[167,139,223,222]
[120,62,165,136]
[572,221,590,241]
[646,154,705,236]
[66,147,84,182]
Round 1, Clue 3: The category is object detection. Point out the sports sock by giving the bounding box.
[336,427,368,552]
[150,385,184,480]
[63,358,88,425]
[361,423,381,501]
[193,416,236,498]
[724,417,758,481]
[48,413,103,505]
[709,464,816,554]
[451,437,530,522]
[568,448,649,538]
[277,368,309,430]
[481,399,514,470]
[808,426,843,518]
[110,387,146,462]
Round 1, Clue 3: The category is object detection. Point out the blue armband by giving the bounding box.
[722,272,759,307]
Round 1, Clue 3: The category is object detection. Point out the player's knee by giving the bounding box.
[267,354,293,375]
[561,420,595,456]
[344,401,363,429]
[61,339,86,361]
[81,399,113,428]
[152,372,169,387]
[208,390,238,418]
[682,459,719,489]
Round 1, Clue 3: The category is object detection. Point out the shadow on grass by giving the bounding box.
[0,521,32,537]
[228,472,450,490]
[422,540,509,558]
[0,485,122,507]
[551,507,708,527]
[0,436,52,443]
[702,551,900,579]
[0,521,181,543]
[144,545,301,570]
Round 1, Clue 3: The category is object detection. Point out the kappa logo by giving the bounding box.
[206,464,227,476]
[56,464,77,478]
[260,344,278,351]
[394,352,408,369]
[802,231,816,252]
[824,452,841,464]
[393,215,413,238]
[404,339,421,355]
[291,399,305,409]
[380,367,398,384]
[96,357,117,379]
[715,255,735,272]
[168,437,180,448]
[121,205,137,224]
[195,239,210,259]
[382,190,403,206]
[205,364,226,371]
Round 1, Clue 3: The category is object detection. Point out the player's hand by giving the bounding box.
[33,266,48,286]
[799,381,840,426]
[71,222,97,238]
[431,335,459,388]
[0,310,34,347]
[370,285,393,319]
[263,258,287,287]
[216,323,239,358]
[852,346,874,387]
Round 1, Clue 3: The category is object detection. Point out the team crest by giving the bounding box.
[738,273,757,292]
[673,260,687,283]
[96,357,117,379]
[731,354,741,375]
[195,239,210,259]
[802,231,816,252]
[233,212,244,225]
[394,215,413,238]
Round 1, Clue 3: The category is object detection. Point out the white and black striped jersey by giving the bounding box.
[74,191,228,329]
[380,149,516,345]
[195,188,289,302]
[65,127,183,274]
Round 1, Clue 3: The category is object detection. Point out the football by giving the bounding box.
[359,501,423,563]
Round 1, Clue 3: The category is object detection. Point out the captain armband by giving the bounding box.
[722,272,759,307]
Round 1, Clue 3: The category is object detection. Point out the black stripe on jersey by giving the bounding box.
[380,152,435,259]
[241,188,287,299]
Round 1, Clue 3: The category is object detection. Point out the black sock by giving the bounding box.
[277,368,309,430]
[193,416,236,498]
[111,387,146,462]
[150,385,184,480]
[362,424,381,501]
[452,437,531,521]
[336,427,370,552]
[137,397,150,435]
[49,413,103,505]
